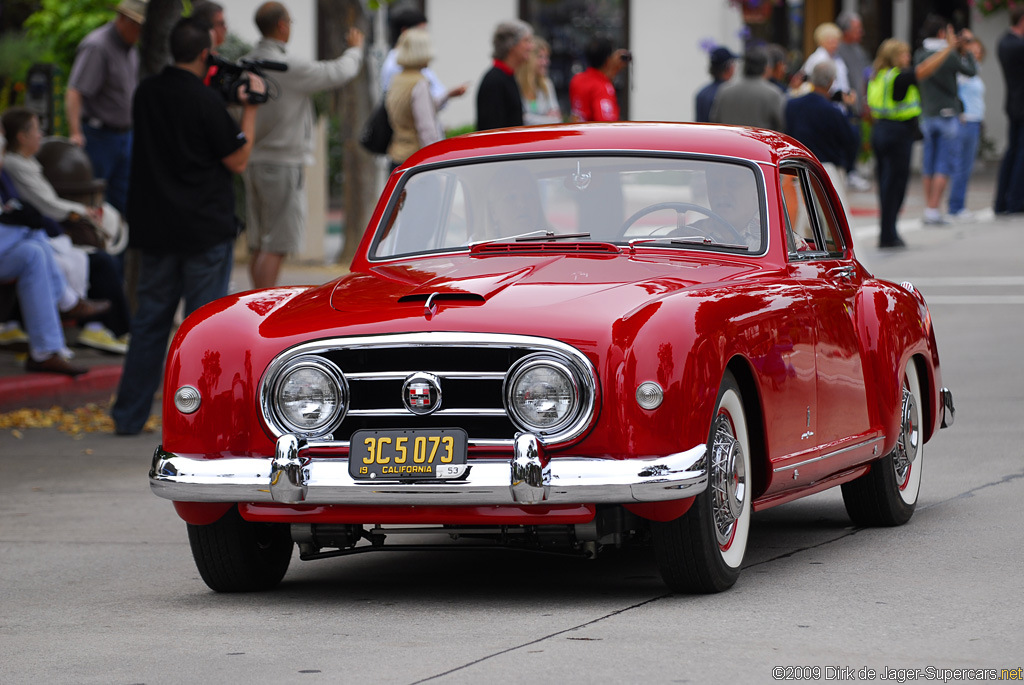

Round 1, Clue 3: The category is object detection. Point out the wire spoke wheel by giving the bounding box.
[842,360,923,526]
[652,371,751,593]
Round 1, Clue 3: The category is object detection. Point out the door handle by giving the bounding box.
[828,265,856,280]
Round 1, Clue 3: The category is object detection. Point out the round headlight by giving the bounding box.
[505,356,580,434]
[273,357,347,436]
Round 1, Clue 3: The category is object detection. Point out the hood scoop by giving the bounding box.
[470,241,620,257]
[399,291,486,319]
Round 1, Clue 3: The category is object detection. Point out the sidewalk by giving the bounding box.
[0,162,1005,412]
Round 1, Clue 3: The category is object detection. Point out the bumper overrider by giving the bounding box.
[150,433,708,506]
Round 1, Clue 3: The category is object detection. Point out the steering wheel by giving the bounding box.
[618,201,747,246]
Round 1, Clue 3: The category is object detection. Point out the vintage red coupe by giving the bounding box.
[151,123,954,593]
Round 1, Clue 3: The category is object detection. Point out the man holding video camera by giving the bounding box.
[243,2,364,290]
[111,16,265,436]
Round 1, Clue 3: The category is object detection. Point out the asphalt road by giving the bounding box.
[2,218,1022,685]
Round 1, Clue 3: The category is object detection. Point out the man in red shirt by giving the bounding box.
[570,36,630,121]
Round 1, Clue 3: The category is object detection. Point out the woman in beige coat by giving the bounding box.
[386,28,444,169]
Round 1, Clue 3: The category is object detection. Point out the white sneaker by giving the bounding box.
[923,209,951,226]
[848,171,871,192]
[950,209,976,222]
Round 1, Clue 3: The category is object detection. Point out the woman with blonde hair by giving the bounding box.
[867,36,962,247]
[385,28,443,168]
[516,37,562,125]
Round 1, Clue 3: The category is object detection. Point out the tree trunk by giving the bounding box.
[318,0,376,267]
[139,0,183,80]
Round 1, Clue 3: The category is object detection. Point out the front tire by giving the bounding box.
[652,371,752,593]
[841,360,924,526]
[187,506,293,592]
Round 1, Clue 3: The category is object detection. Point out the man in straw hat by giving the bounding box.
[65,0,147,218]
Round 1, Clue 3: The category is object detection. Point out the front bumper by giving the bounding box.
[150,433,707,506]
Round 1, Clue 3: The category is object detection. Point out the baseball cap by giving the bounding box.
[709,46,739,67]
[115,0,148,25]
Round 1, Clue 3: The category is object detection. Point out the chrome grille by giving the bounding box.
[259,333,598,447]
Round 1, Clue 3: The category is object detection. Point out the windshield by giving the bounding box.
[370,155,765,259]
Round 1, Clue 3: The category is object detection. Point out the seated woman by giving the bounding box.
[2,108,130,353]
[1,134,109,375]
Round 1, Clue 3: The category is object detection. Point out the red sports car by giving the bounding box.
[151,123,954,593]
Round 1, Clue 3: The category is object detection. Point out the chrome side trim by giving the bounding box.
[772,437,884,473]
[940,387,955,428]
[149,439,707,506]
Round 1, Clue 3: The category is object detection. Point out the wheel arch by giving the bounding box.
[725,355,769,501]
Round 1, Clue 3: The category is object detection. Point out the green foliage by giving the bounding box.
[445,124,476,139]
[24,0,115,79]
[0,31,50,82]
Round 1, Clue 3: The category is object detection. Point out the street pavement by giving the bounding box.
[0,160,1013,414]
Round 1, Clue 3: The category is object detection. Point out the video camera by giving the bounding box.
[207,54,287,105]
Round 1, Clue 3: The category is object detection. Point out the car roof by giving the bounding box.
[401,122,815,169]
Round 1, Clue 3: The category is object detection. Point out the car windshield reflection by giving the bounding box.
[371,155,765,259]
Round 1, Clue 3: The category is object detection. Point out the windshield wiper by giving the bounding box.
[628,236,749,254]
[468,230,549,247]
[469,231,592,247]
[515,231,591,242]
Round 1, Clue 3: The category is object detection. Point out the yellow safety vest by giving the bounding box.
[867,68,921,121]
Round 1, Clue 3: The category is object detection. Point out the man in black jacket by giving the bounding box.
[475,20,534,131]
[111,16,264,435]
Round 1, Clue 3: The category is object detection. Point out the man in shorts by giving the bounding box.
[244,1,364,288]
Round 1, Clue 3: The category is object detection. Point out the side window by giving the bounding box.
[780,167,814,254]
[805,173,845,256]
[779,165,845,259]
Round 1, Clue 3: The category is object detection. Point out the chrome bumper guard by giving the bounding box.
[940,387,955,429]
[150,433,707,506]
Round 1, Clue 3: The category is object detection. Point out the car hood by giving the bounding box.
[326,253,762,329]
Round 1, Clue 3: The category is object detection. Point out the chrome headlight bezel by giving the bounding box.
[264,355,348,439]
[503,353,592,442]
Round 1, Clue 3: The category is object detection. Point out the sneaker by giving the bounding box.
[0,321,29,350]
[848,170,871,192]
[922,209,951,226]
[78,326,128,354]
[949,209,976,222]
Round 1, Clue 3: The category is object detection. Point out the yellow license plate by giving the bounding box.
[348,428,468,480]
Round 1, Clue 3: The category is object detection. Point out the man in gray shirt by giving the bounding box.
[65,0,146,217]
[710,48,785,132]
[244,1,364,289]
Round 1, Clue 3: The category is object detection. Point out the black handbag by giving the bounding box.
[360,100,393,155]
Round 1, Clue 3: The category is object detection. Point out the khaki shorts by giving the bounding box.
[244,162,306,255]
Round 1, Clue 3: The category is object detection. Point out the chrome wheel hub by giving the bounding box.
[710,415,746,547]
[893,385,920,485]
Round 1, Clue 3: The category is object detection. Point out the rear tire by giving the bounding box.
[652,371,752,593]
[187,506,293,592]
[842,360,924,527]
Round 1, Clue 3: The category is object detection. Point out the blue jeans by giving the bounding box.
[920,115,959,178]
[82,124,132,216]
[948,120,981,214]
[111,241,234,435]
[0,229,68,358]
[995,118,1024,214]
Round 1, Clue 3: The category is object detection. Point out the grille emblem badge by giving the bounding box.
[402,372,442,415]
